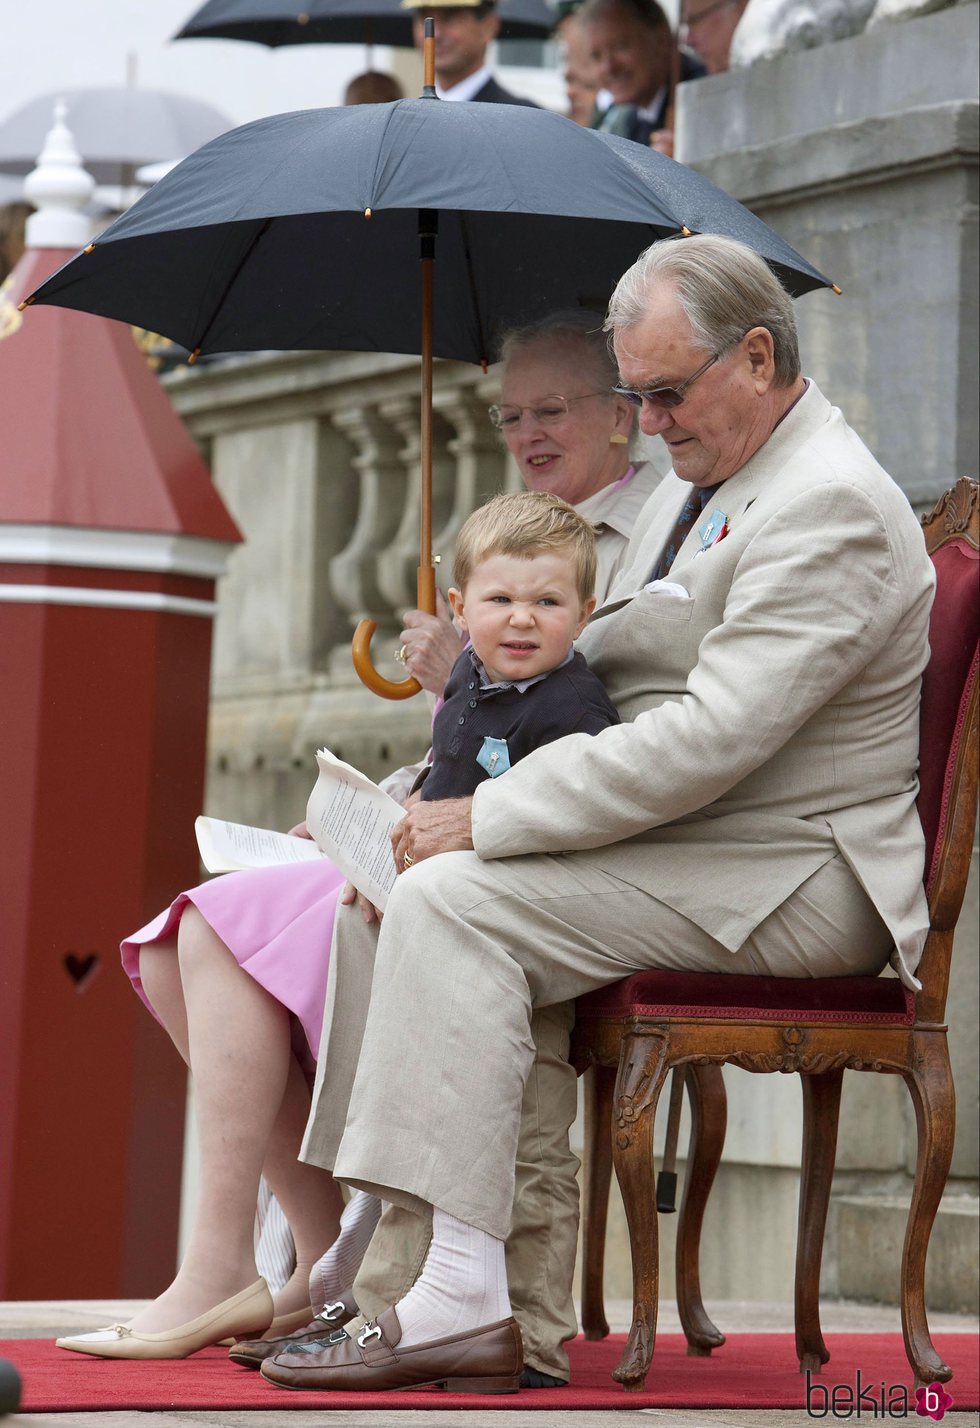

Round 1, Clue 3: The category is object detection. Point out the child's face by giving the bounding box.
[449,549,596,686]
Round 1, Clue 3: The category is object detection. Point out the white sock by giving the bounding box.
[394,1207,511,1346]
[308,1190,382,1310]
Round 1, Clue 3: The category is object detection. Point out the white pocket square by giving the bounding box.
[641,579,690,599]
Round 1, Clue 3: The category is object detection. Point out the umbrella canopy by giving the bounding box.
[0,88,234,188]
[24,93,834,696]
[26,99,832,367]
[175,0,555,46]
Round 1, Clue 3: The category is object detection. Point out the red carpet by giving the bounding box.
[3,1332,977,1413]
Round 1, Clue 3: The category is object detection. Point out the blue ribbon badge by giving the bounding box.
[477,736,511,778]
[698,508,728,551]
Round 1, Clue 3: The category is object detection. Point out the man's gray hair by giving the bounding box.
[498,309,619,391]
[604,235,801,386]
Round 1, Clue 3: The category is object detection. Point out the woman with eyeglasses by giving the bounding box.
[398,310,659,694]
[60,312,659,1382]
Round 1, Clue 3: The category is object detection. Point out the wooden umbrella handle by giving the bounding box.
[351,620,422,700]
[351,564,436,699]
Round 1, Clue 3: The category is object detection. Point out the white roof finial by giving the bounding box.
[23,100,97,249]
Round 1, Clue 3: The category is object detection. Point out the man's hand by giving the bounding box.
[391,797,474,873]
[286,822,314,839]
[651,128,674,157]
[399,590,463,694]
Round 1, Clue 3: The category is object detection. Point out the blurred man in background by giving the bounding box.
[681,0,748,73]
[405,0,539,105]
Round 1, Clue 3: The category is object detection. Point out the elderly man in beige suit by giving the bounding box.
[268,234,935,1393]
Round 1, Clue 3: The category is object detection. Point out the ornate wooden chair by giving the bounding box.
[571,477,979,1391]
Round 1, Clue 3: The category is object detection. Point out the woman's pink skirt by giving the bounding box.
[120,860,347,1058]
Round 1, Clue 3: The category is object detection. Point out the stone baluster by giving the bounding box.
[328,404,408,644]
[431,382,512,574]
[373,395,456,614]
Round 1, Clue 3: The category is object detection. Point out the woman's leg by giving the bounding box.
[138,936,189,1063]
[258,1049,344,1315]
[129,907,341,1333]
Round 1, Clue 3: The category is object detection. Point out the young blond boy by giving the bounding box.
[415,489,620,803]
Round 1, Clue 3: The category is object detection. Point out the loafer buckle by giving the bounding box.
[357,1322,383,1348]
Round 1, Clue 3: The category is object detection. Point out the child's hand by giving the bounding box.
[341,880,383,924]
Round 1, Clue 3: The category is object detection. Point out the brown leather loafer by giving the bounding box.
[259,1305,522,1393]
[229,1297,357,1369]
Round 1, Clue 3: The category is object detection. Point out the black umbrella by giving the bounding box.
[24,48,835,697]
[174,0,555,46]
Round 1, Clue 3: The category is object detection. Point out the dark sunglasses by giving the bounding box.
[611,351,720,411]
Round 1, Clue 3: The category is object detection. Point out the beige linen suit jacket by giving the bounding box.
[471,382,935,987]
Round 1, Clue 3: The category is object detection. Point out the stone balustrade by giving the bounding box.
[162,349,532,832]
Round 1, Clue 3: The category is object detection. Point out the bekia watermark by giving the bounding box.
[805,1369,954,1419]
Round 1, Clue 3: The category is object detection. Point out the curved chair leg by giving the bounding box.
[610,1030,670,1391]
[581,1060,616,1340]
[677,1062,727,1356]
[795,1068,844,1373]
[901,1031,955,1386]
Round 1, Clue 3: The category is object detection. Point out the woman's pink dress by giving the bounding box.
[121,860,347,1058]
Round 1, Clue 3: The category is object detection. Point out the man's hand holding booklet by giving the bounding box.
[195,748,405,911]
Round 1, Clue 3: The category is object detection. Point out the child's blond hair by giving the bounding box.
[453,491,599,603]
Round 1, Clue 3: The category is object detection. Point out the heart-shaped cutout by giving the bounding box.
[64,952,100,990]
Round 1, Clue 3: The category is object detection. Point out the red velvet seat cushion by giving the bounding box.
[575,969,915,1025]
[917,537,980,889]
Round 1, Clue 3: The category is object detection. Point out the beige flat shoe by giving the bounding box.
[55,1278,273,1359]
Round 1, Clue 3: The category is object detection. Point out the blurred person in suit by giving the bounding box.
[405,0,539,104]
[681,0,749,73]
[554,6,601,124]
[581,0,706,154]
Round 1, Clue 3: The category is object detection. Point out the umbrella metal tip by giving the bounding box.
[84,243,96,254]
[188,346,202,365]
[17,297,33,311]
[832,283,843,295]
[364,207,372,219]
[681,226,692,237]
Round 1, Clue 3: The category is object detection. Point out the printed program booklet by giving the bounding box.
[195,748,405,910]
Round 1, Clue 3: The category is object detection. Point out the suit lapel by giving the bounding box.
[667,383,833,578]
[588,383,833,620]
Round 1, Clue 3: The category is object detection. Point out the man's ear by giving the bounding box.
[744,326,776,391]
[574,594,597,637]
[448,586,467,632]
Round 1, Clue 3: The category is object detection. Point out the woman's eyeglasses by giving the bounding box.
[487,392,606,430]
[611,351,720,411]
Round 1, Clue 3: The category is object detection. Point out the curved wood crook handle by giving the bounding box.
[352,618,422,700]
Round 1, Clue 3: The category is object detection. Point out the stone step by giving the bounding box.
[833,1193,979,1315]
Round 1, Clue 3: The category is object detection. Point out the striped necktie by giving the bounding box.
[650,484,717,583]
